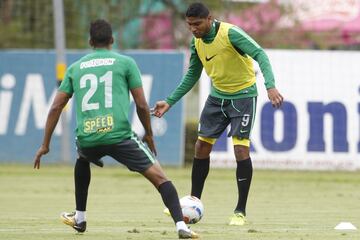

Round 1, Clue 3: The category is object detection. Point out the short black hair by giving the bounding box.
[89,19,113,46]
[185,2,209,18]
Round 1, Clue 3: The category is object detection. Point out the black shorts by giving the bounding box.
[76,134,156,172]
[199,95,257,139]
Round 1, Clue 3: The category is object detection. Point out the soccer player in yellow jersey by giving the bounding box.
[153,2,284,225]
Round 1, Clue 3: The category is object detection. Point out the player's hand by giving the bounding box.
[143,134,157,156]
[33,145,49,169]
[151,101,170,118]
[267,88,284,108]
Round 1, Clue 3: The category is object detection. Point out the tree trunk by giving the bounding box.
[1,0,13,24]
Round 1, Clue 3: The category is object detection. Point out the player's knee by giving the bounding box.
[153,175,169,189]
[234,145,249,161]
[143,164,169,188]
[156,172,168,184]
[195,139,212,157]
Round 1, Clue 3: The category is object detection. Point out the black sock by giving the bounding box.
[158,181,183,223]
[235,158,252,215]
[75,158,91,211]
[191,157,210,199]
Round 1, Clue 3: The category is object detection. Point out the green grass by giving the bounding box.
[0,163,359,240]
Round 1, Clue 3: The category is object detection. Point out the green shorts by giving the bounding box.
[199,95,257,139]
[76,134,156,172]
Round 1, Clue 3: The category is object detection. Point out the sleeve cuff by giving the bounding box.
[265,82,275,89]
[58,88,73,96]
[165,98,175,106]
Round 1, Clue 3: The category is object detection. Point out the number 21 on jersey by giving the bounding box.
[80,71,113,112]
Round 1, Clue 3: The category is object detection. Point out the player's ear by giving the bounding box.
[110,37,114,45]
[89,38,94,47]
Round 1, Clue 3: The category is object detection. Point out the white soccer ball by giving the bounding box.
[180,195,204,224]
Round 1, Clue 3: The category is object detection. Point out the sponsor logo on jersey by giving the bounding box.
[80,58,116,69]
[205,55,217,61]
[84,114,113,133]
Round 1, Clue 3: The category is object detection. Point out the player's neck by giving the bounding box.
[202,20,215,41]
[93,45,112,50]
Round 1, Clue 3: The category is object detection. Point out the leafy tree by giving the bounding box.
[0,0,358,50]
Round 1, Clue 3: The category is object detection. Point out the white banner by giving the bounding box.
[200,50,360,170]
[287,0,360,22]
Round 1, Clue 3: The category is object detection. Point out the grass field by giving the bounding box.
[0,163,359,240]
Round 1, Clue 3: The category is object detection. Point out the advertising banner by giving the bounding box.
[0,51,185,166]
[200,50,360,170]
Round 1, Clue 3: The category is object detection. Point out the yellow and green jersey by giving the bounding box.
[166,20,275,105]
[59,49,143,147]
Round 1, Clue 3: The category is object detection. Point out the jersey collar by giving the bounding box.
[94,48,110,52]
[202,21,217,43]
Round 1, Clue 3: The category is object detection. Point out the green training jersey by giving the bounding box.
[59,49,142,147]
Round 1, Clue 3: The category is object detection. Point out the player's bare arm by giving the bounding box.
[33,91,71,169]
[267,88,284,108]
[130,87,157,156]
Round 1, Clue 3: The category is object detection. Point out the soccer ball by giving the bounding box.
[180,195,204,224]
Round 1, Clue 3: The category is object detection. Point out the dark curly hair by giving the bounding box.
[185,2,209,18]
[89,19,113,46]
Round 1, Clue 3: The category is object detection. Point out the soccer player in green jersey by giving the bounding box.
[33,19,198,239]
[153,3,284,225]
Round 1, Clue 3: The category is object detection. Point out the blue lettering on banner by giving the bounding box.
[307,102,348,152]
[1,51,360,165]
[261,101,297,151]
[213,101,355,154]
